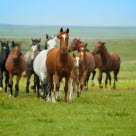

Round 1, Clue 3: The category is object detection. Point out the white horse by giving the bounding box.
[33,36,57,102]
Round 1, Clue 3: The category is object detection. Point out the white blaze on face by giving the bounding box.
[81,52,84,56]
[75,57,80,67]
[62,34,66,41]
[15,47,18,50]
[31,45,38,59]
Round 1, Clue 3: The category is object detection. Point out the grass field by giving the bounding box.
[0,27,136,136]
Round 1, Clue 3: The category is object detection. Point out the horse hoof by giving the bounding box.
[7,87,10,92]
[9,94,12,98]
[25,90,29,94]
[14,93,18,98]
[0,87,2,92]
[99,85,103,88]
[52,98,56,103]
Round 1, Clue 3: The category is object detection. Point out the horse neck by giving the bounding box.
[59,49,68,63]
[100,46,110,65]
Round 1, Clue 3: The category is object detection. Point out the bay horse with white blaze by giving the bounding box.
[46,28,74,103]
[0,41,10,92]
[6,41,26,97]
[92,42,121,89]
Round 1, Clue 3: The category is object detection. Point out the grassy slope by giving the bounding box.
[0,38,136,136]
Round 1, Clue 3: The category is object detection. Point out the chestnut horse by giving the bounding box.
[69,53,80,101]
[92,42,121,89]
[6,41,26,97]
[46,28,74,103]
[77,42,95,92]
[69,38,102,88]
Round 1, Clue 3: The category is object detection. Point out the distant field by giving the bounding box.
[0,26,136,136]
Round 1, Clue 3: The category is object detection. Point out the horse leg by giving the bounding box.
[41,79,48,99]
[0,69,3,91]
[14,74,21,97]
[98,70,103,88]
[108,73,112,90]
[55,73,62,101]
[47,74,55,103]
[5,71,9,92]
[91,70,96,86]
[35,74,40,98]
[8,74,14,97]
[113,69,119,89]
[69,78,74,101]
[25,72,31,94]
[80,71,88,92]
[64,75,70,103]
[104,72,109,90]
[77,80,80,98]
[85,72,90,91]
[33,74,37,93]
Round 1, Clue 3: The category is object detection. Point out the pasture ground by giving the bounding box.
[0,38,136,136]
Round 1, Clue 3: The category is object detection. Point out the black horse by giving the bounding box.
[0,41,10,92]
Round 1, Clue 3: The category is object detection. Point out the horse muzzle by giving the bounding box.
[61,48,67,53]
[75,66,79,69]
[80,60,84,64]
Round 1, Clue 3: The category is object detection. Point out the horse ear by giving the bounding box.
[46,34,49,40]
[0,41,2,45]
[12,41,15,48]
[7,41,9,44]
[60,28,63,33]
[102,42,106,45]
[85,43,88,47]
[39,38,41,42]
[66,28,69,34]
[73,53,76,57]
[31,38,34,42]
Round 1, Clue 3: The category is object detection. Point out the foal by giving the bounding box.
[77,42,95,92]
[69,53,80,101]
[46,28,74,103]
[0,41,10,92]
[92,42,121,89]
[6,41,26,97]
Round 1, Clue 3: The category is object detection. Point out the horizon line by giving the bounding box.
[0,23,136,28]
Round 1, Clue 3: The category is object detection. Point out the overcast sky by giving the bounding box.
[0,0,136,26]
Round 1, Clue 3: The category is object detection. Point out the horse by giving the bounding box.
[69,53,80,101]
[25,38,41,93]
[5,41,26,97]
[33,36,57,98]
[46,28,74,103]
[77,42,95,92]
[68,38,102,88]
[0,41,10,92]
[92,41,121,89]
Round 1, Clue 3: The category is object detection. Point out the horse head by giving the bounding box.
[73,53,80,69]
[1,41,10,60]
[12,41,21,61]
[77,42,87,64]
[45,34,53,49]
[68,38,80,52]
[57,28,69,53]
[30,38,41,60]
[92,41,106,55]
[46,35,57,50]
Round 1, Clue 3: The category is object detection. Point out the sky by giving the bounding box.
[0,0,136,26]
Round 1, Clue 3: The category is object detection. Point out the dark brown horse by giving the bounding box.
[92,42,121,89]
[46,28,74,103]
[69,38,102,88]
[77,42,95,92]
[6,41,26,97]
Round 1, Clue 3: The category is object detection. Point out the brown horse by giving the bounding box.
[92,42,121,89]
[69,38,102,87]
[69,53,80,101]
[6,41,26,97]
[46,28,74,103]
[77,42,95,92]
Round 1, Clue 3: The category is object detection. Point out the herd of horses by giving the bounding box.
[0,28,121,103]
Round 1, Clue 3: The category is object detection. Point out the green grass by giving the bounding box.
[0,37,136,136]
